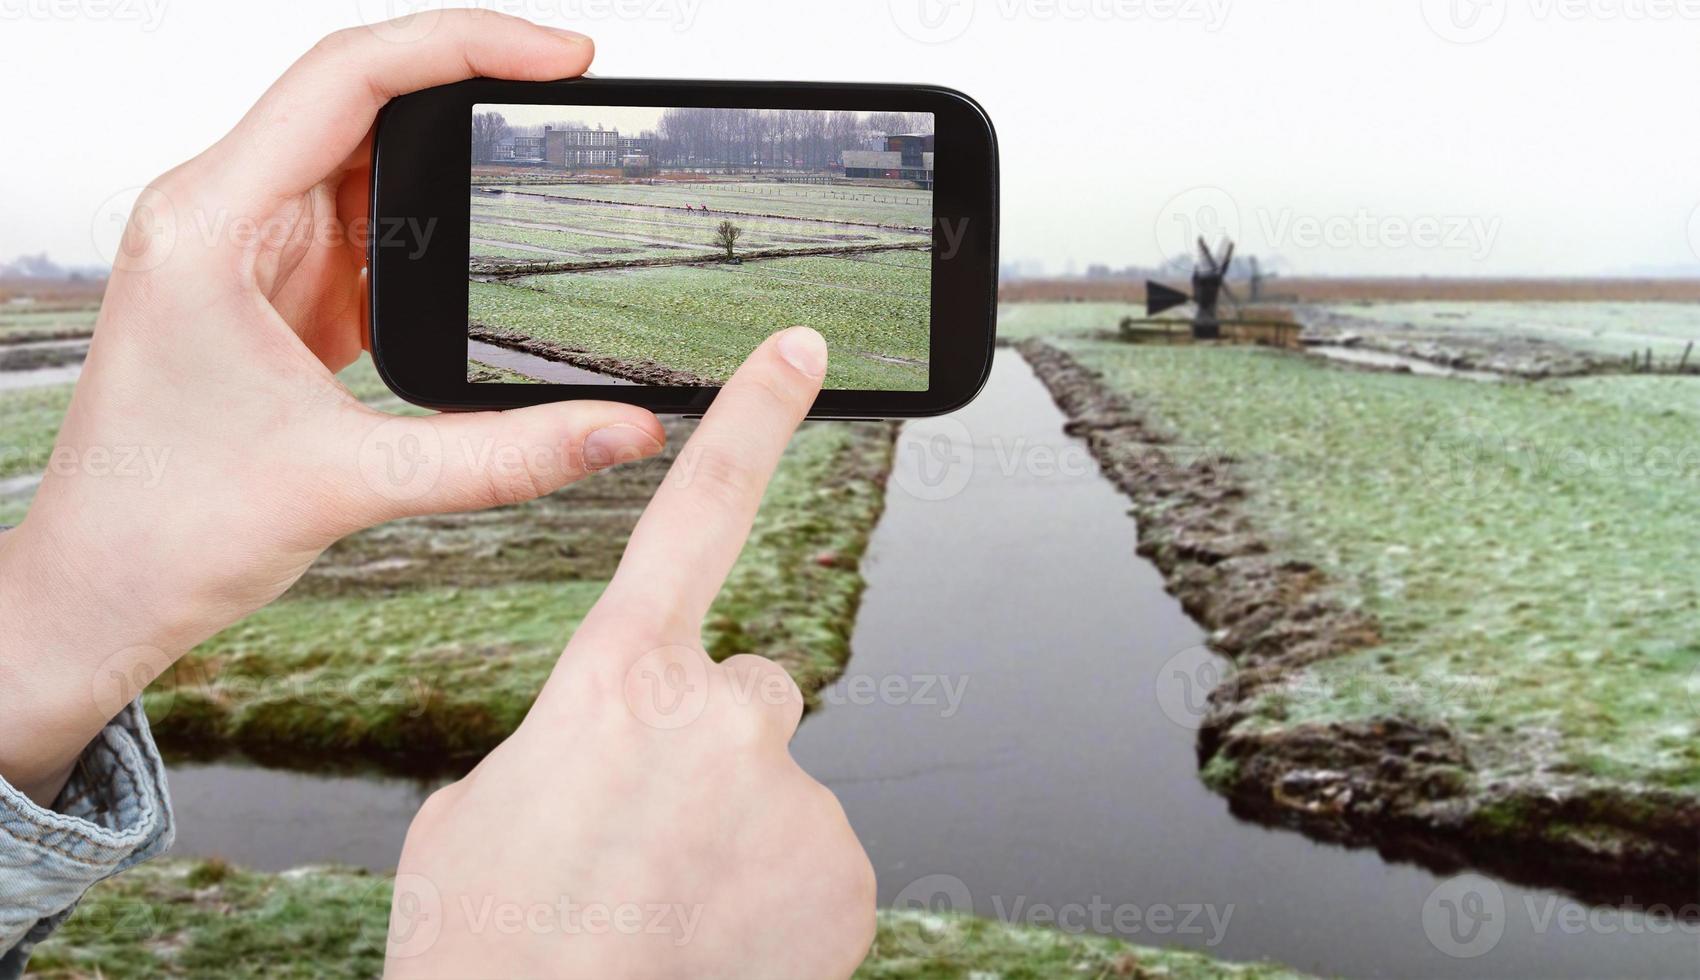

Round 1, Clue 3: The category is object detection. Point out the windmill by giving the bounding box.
[1145,237,1240,340]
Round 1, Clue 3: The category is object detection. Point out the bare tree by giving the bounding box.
[713,220,742,260]
[470,111,511,164]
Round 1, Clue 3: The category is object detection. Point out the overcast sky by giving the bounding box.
[480,104,668,132]
[4,0,1699,276]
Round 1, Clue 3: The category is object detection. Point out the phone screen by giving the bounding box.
[468,104,935,391]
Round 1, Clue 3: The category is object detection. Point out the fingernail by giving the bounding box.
[543,26,593,46]
[583,424,661,471]
[776,327,828,378]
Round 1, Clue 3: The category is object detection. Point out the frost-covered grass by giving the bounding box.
[0,304,99,342]
[996,302,1146,342]
[1060,339,1700,791]
[31,861,1312,980]
[149,420,895,761]
[471,257,929,390]
[483,180,933,228]
[1320,301,1700,360]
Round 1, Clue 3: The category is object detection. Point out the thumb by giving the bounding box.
[350,402,665,523]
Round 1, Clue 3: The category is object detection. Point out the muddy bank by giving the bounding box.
[467,324,712,387]
[0,338,87,371]
[1297,307,1683,379]
[470,241,928,279]
[1016,338,1700,907]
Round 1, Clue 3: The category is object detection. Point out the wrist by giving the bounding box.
[0,517,203,804]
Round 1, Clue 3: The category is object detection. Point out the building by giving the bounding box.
[485,135,546,165]
[840,133,935,188]
[545,126,620,168]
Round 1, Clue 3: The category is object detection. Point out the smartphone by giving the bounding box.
[368,77,999,418]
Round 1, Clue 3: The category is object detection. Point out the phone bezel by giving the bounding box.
[369,77,998,418]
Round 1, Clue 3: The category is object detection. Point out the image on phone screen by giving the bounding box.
[467,103,936,391]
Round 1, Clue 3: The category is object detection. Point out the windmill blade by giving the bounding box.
[1196,236,1219,273]
[1218,241,1236,276]
[1147,281,1192,317]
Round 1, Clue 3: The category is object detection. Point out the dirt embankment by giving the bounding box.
[468,324,713,387]
[1295,307,1675,380]
[1017,338,1700,907]
[471,241,929,280]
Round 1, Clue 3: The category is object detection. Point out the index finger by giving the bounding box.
[594,328,829,643]
[201,10,594,207]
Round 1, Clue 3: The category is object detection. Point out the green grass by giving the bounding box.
[1059,339,1700,792]
[470,259,929,390]
[31,861,1312,980]
[0,383,73,479]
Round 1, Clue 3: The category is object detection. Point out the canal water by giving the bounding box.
[166,352,1700,978]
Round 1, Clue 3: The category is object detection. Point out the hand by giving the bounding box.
[0,12,667,805]
[386,328,878,980]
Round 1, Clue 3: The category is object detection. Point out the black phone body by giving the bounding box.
[369,77,999,418]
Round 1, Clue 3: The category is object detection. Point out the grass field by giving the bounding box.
[468,180,933,389]
[471,253,929,390]
[1054,337,1700,798]
[29,860,1311,980]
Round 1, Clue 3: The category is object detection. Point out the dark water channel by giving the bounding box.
[167,352,1700,978]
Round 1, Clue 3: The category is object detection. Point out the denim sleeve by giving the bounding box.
[0,698,175,979]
